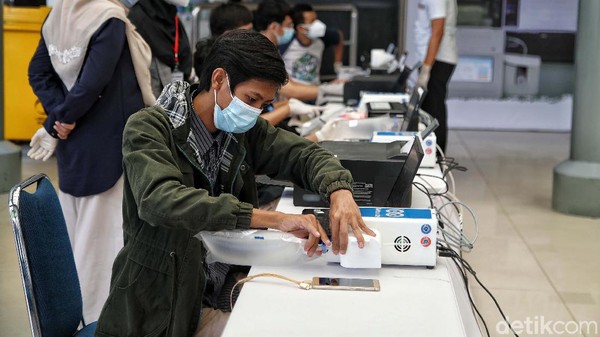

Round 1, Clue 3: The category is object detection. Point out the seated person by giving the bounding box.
[210,0,254,36]
[193,1,321,128]
[95,29,375,337]
[283,4,325,85]
[254,0,344,103]
[193,1,254,77]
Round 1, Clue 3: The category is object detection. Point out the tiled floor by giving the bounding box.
[1,130,599,337]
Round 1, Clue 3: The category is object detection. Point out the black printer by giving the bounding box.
[293,137,424,208]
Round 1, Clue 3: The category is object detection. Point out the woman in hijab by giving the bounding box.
[128,0,193,97]
[27,0,154,323]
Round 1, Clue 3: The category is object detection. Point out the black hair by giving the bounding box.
[210,2,253,37]
[194,37,215,78]
[198,29,288,92]
[291,3,314,28]
[252,0,289,32]
[273,0,292,14]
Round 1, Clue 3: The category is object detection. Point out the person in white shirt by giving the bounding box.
[414,0,457,153]
[283,3,324,85]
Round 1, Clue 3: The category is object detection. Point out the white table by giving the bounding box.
[222,257,477,337]
[222,173,482,337]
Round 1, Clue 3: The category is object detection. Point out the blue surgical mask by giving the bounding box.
[277,27,295,45]
[213,76,262,133]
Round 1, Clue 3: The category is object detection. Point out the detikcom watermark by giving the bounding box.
[496,316,598,335]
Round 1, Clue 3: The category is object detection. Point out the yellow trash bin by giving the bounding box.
[3,5,51,141]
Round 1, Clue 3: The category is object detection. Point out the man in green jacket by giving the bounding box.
[96,30,374,337]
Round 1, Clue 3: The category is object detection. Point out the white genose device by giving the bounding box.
[326,207,437,268]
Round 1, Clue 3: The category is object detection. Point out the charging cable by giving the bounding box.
[230,273,312,310]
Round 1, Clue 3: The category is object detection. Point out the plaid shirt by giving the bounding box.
[189,100,230,192]
[158,82,233,192]
[157,81,236,310]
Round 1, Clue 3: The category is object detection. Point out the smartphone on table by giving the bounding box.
[311,277,380,291]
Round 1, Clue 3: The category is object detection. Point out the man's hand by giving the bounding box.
[278,213,331,257]
[53,121,76,140]
[27,127,58,161]
[288,98,326,117]
[251,209,330,257]
[318,82,345,96]
[417,64,432,89]
[328,189,376,255]
[314,118,338,142]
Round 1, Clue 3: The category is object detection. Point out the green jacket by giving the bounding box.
[95,83,352,337]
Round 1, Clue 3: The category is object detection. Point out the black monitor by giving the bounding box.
[390,60,421,93]
[400,86,426,132]
[293,137,424,207]
[420,118,439,139]
[342,63,421,106]
[343,75,398,106]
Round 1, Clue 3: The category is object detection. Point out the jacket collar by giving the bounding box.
[156,81,246,183]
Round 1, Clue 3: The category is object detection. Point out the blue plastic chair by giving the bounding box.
[8,174,96,337]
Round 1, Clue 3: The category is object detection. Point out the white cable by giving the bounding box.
[438,201,479,249]
[447,167,456,197]
[438,221,471,249]
[437,211,472,251]
[439,201,478,244]
[444,190,465,220]
[435,198,476,252]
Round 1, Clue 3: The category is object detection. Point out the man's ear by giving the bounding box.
[268,21,279,32]
[211,68,227,91]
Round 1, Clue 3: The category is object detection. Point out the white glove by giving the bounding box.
[288,98,325,117]
[318,82,345,97]
[417,64,432,89]
[314,118,338,142]
[27,127,58,161]
[333,62,343,74]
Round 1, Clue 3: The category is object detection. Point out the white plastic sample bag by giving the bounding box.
[197,230,322,266]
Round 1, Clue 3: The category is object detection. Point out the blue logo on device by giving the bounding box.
[421,224,431,234]
[360,208,432,219]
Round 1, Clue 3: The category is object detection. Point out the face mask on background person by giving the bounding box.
[305,20,326,40]
[277,27,295,45]
[213,75,262,133]
[165,0,190,6]
[121,0,139,8]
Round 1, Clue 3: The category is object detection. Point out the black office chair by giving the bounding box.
[8,174,97,337]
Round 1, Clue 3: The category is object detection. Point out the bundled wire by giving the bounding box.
[437,200,478,252]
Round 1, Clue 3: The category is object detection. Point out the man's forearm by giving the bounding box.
[424,18,445,66]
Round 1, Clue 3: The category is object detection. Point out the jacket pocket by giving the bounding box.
[98,248,175,337]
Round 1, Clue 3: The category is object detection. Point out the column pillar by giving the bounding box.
[552,0,600,216]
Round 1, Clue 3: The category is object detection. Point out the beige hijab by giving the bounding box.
[42,0,155,106]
